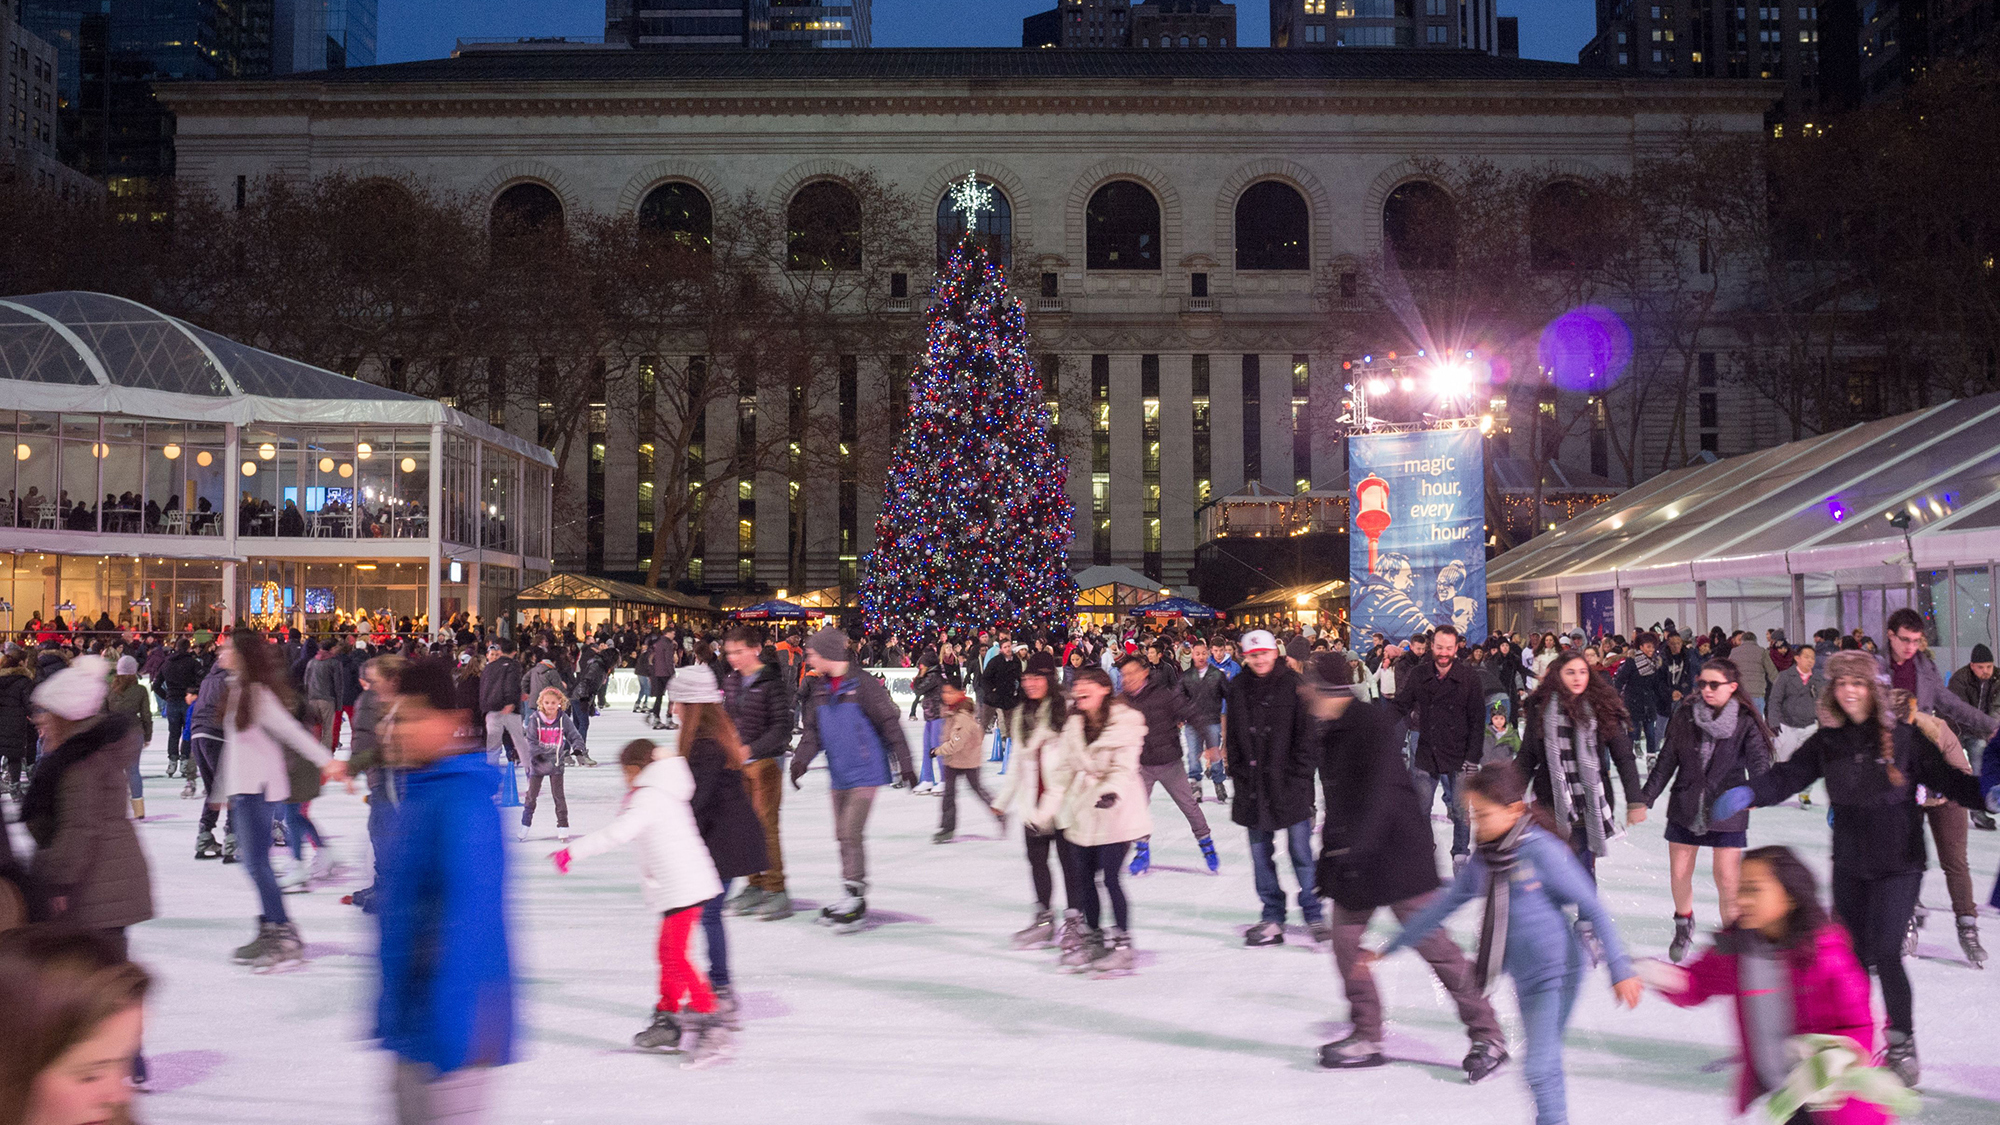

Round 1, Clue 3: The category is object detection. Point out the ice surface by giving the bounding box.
[73,709,2000,1123]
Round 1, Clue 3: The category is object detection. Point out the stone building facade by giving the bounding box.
[160,48,1773,592]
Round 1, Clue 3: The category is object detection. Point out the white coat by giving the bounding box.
[219,681,333,802]
[565,755,721,914]
[1041,703,1151,848]
[993,699,1065,833]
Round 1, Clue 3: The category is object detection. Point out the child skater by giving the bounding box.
[1640,845,1910,1124]
[519,687,585,842]
[932,683,1002,845]
[1362,761,1643,1125]
[552,739,727,1067]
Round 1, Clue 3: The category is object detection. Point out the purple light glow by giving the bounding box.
[1537,306,1633,392]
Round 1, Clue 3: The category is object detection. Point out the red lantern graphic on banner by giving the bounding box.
[1355,473,1392,574]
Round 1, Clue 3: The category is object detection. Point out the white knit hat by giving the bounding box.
[32,654,111,721]
[668,662,723,705]
[115,655,139,675]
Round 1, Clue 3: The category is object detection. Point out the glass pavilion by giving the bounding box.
[1486,392,2000,669]
[0,292,556,636]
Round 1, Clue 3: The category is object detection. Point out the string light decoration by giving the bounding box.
[860,176,1077,634]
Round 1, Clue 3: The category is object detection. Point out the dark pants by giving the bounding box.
[1025,827,1086,911]
[1329,891,1504,1045]
[701,878,733,989]
[164,697,189,763]
[1831,868,1923,1034]
[938,766,996,834]
[1566,824,1598,883]
[282,803,322,860]
[522,771,568,828]
[1060,836,1132,931]
[1248,819,1323,925]
[194,735,234,835]
[359,767,401,906]
[1411,766,1472,857]
[1925,803,1975,917]
[231,793,287,923]
[569,698,593,747]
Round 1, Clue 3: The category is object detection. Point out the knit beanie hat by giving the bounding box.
[1973,643,1995,665]
[32,654,111,720]
[1024,651,1059,679]
[115,655,139,675]
[668,662,723,704]
[807,625,849,662]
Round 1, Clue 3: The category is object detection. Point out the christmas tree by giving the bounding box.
[859,172,1078,636]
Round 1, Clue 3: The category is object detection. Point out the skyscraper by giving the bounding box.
[1270,0,1512,54]
[606,1,871,48]
[1577,1,1822,119]
[273,0,377,74]
[1023,0,1237,49]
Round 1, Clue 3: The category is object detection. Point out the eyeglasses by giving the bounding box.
[1697,678,1732,690]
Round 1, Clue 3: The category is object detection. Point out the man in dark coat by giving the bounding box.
[1224,630,1322,946]
[980,638,1024,759]
[159,641,204,777]
[1393,623,1487,864]
[1119,654,1214,878]
[479,638,527,765]
[1310,669,1505,1075]
[1612,633,1671,763]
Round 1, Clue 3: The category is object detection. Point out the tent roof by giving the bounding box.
[1071,565,1165,593]
[514,574,715,611]
[1231,578,1348,610]
[0,291,553,466]
[1487,391,2000,594]
[1214,480,1295,503]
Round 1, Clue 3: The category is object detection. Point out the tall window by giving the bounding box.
[787,180,862,271]
[638,182,713,254]
[1085,181,1161,270]
[1091,355,1111,565]
[1192,355,1211,504]
[1235,181,1311,271]
[1528,181,1607,270]
[1141,354,1162,579]
[1382,181,1457,271]
[737,366,757,585]
[686,357,708,585]
[936,179,1012,267]
[587,361,606,574]
[888,356,909,439]
[1292,355,1312,493]
[1241,355,1262,484]
[490,183,563,263]
[839,356,859,588]
[636,358,656,572]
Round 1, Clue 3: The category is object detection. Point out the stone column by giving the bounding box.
[1110,353,1143,567]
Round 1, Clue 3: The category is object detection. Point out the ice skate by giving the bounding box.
[1958,915,1987,967]
[817,881,867,932]
[1903,909,1923,958]
[1187,777,1203,803]
[1575,918,1603,967]
[249,923,304,973]
[1060,928,1104,972]
[232,920,274,964]
[726,885,767,916]
[277,857,312,894]
[308,844,340,883]
[681,1011,732,1069]
[195,830,222,860]
[633,1010,682,1051]
[1087,928,1135,976]
[1883,1030,1919,1087]
[756,891,793,921]
[713,986,741,1030]
[1306,918,1333,945]
[1318,1034,1385,1069]
[1212,778,1227,804]
[1463,1039,1510,1083]
[518,826,531,842]
[931,829,955,844]
[1244,921,1285,947]
[1055,908,1086,960]
[221,831,239,864]
[165,759,179,779]
[1012,908,1055,949]
[1669,914,1695,963]
[1972,809,1996,831]
[1198,835,1219,874]
[1126,840,1150,877]
[180,777,197,800]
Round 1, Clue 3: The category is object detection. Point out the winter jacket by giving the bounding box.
[1316,697,1442,910]
[648,636,678,680]
[524,661,567,709]
[1767,665,1826,730]
[347,688,392,775]
[685,738,770,882]
[1043,704,1151,848]
[304,652,343,704]
[1659,925,1887,1124]
[375,749,515,1076]
[793,671,915,791]
[1881,648,1999,742]
[338,648,366,709]
[982,654,1023,711]
[1223,663,1318,831]
[0,666,34,763]
[1385,822,1635,990]
[105,682,154,745]
[567,755,722,913]
[1121,675,1191,768]
[1905,711,1974,809]
[219,681,333,802]
[935,705,984,770]
[1395,658,1489,775]
[189,663,229,741]
[994,698,1065,832]
[723,664,793,761]
[1612,657,1669,721]
[160,650,203,700]
[23,714,153,930]
[1640,698,1772,834]
[1658,645,1695,706]
[1735,645,1779,700]
[477,656,522,716]
[1945,665,2000,743]
[909,667,946,722]
[1516,699,1644,824]
[1179,663,1228,727]
[519,709,584,778]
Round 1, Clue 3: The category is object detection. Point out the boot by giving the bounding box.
[250,922,304,972]
[130,798,145,820]
[1958,915,1987,967]
[1463,1038,1510,1083]
[1088,928,1134,974]
[1319,1034,1385,1069]
[180,777,197,800]
[308,844,339,883]
[1212,778,1228,804]
[1055,908,1086,960]
[1198,835,1219,874]
[931,829,954,844]
[278,856,312,894]
[726,884,768,916]
[681,1010,732,1069]
[1012,908,1056,949]
[712,986,741,1030]
[1883,1029,1918,1087]
[1244,921,1285,947]
[633,1009,683,1050]
[195,830,222,860]
[1669,914,1696,963]
[755,891,794,921]
[1127,840,1150,877]
[1972,809,1996,831]
[1903,910,1923,958]
[232,919,274,963]
[166,759,179,779]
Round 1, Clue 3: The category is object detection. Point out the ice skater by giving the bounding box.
[676,663,769,1037]
[931,683,1002,844]
[993,651,1081,950]
[1045,668,1149,975]
[519,687,584,842]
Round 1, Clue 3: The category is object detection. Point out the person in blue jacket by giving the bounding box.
[1363,761,1643,1125]
[374,657,515,1124]
[789,625,916,931]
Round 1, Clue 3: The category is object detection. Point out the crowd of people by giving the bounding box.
[0,604,1997,1124]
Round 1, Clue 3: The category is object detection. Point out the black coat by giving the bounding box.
[1640,699,1771,833]
[982,654,1023,710]
[1315,698,1440,909]
[1122,675,1191,769]
[1394,658,1488,774]
[685,736,770,881]
[1223,664,1317,831]
[1516,698,1645,827]
[723,664,793,761]
[0,667,35,762]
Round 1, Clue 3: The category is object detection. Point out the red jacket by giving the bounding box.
[1662,924,1889,1124]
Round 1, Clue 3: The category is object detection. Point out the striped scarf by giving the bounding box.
[1542,702,1618,856]
[1472,816,1529,993]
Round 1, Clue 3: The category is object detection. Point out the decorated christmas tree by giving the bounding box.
[859,173,1078,635]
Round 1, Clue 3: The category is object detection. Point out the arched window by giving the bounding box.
[1086,180,1161,271]
[1528,181,1607,270]
[639,182,713,254]
[936,179,1012,268]
[787,180,862,271]
[1235,180,1311,271]
[1382,180,1456,271]
[490,182,563,240]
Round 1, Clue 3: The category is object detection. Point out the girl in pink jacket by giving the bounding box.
[1644,845,1903,1124]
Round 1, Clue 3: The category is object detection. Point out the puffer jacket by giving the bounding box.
[723,663,793,761]
[1121,674,1190,768]
[1042,703,1150,848]
[0,666,39,762]
[24,714,153,930]
[935,704,984,770]
[566,755,721,913]
[792,671,914,790]
[1766,665,1824,730]
[519,708,584,778]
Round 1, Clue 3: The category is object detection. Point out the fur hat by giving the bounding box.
[668,662,723,705]
[1816,650,1897,769]
[31,654,111,721]
[807,625,849,662]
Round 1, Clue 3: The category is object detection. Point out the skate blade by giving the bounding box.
[681,1051,732,1070]
[1088,968,1136,979]
[250,958,307,975]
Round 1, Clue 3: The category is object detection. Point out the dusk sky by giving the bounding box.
[377,0,1597,69]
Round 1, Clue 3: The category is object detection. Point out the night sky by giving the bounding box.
[378,0,1596,68]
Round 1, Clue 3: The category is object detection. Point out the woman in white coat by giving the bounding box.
[553,738,727,1067]
[992,651,1075,949]
[217,630,344,972]
[1040,668,1149,975]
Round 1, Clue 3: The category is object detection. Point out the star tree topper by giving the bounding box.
[949,169,994,224]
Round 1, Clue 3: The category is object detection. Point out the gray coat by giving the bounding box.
[27,715,154,930]
[304,653,343,703]
[1765,665,1824,729]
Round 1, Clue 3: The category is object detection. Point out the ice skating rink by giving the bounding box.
[107,708,2000,1124]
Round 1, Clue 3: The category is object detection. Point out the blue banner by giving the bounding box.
[1348,428,1486,645]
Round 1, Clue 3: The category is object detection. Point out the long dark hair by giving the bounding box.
[1524,651,1628,729]
[230,629,294,731]
[1694,657,1777,745]
[1741,845,1831,952]
[0,927,151,1124]
[1070,667,1115,742]
[678,701,746,769]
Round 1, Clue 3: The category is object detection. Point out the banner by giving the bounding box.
[1348,428,1486,645]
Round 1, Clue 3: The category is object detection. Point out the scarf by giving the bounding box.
[1542,702,1616,856]
[1757,1035,1920,1124]
[1628,651,1658,678]
[1688,699,1741,834]
[1472,816,1529,993]
[1734,931,1795,1095]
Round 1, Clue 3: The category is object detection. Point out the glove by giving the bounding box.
[1094,792,1118,809]
[789,757,808,790]
[1710,786,1755,823]
[550,848,572,875]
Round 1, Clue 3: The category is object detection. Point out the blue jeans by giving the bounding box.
[701,878,732,989]
[1247,820,1322,925]
[1182,722,1223,782]
[1411,767,1472,857]
[1516,968,1583,1125]
[360,767,402,905]
[282,802,322,861]
[920,718,942,785]
[570,698,593,746]
[231,794,287,923]
[164,697,189,763]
